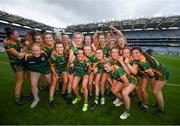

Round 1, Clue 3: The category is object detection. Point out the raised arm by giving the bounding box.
[92,30,99,48]
[109,25,125,38]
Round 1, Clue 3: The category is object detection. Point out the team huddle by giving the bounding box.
[3,25,169,120]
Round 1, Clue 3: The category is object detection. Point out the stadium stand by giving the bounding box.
[65,16,180,55]
[0,10,55,51]
[0,10,180,55]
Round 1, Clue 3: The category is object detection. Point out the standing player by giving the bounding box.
[49,42,68,107]
[119,48,138,119]
[132,47,169,116]
[70,49,90,112]
[43,33,54,57]
[67,33,84,104]
[83,45,97,97]
[23,43,51,108]
[90,49,106,110]
[3,27,25,105]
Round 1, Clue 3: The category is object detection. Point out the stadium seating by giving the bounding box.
[0,20,180,55]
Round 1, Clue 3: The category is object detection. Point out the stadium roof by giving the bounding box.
[65,15,180,33]
[0,10,54,31]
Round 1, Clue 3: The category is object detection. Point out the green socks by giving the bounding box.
[101,94,105,98]
[84,100,88,104]
[49,97,54,102]
[67,93,72,98]
[95,95,99,100]
[126,108,130,114]
[15,95,21,101]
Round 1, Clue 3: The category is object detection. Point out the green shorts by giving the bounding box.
[74,70,87,77]
[97,69,104,74]
[67,67,74,74]
[137,72,148,79]
[136,76,142,86]
[31,67,51,75]
[10,63,24,73]
[55,67,67,74]
[154,72,169,81]
[154,63,170,81]
[128,76,138,85]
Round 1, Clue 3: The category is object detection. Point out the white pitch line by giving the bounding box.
[0,61,9,65]
[166,83,180,87]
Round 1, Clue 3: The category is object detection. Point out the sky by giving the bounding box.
[0,0,180,28]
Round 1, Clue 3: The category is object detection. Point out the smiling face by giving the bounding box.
[11,31,19,41]
[132,49,142,60]
[84,46,92,57]
[96,49,104,60]
[85,36,92,45]
[25,32,31,41]
[104,64,113,72]
[111,48,119,60]
[118,38,126,49]
[123,48,131,59]
[55,33,62,42]
[32,45,41,57]
[99,34,106,45]
[55,43,64,55]
[35,35,42,43]
[74,34,83,45]
[106,32,112,39]
[62,35,70,44]
[44,34,53,45]
[109,40,115,49]
[77,50,84,61]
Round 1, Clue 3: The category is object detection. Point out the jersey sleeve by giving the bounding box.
[139,61,151,71]
[49,56,56,66]
[117,69,126,77]
[6,43,15,51]
[93,57,98,64]
[131,60,139,65]
[69,45,73,50]
[86,57,91,65]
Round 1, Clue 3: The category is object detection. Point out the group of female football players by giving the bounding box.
[3,25,169,119]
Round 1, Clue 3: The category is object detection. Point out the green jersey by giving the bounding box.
[153,63,169,80]
[49,53,68,74]
[4,39,22,64]
[87,53,97,63]
[74,57,90,77]
[98,44,110,57]
[69,44,79,56]
[108,64,138,85]
[137,55,151,78]
[144,54,169,80]
[95,58,106,73]
[23,52,50,74]
[138,54,169,80]
[108,65,126,81]
[130,59,139,66]
[43,44,54,57]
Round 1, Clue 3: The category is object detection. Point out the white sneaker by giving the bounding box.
[120,111,130,120]
[30,98,40,108]
[94,99,98,104]
[100,97,105,105]
[113,98,120,105]
[115,100,124,107]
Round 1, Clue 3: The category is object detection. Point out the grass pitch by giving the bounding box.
[0,52,180,125]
